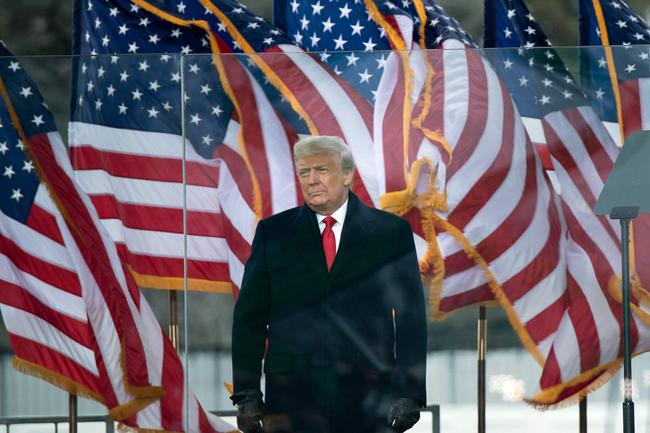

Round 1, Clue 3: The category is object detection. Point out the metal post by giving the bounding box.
[579,397,587,433]
[620,217,634,433]
[477,306,486,433]
[169,290,179,350]
[610,207,638,433]
[68,394,77,433]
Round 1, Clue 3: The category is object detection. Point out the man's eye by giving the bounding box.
[319,168,328,172]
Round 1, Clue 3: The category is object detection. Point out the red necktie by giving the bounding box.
[322,216,337,271]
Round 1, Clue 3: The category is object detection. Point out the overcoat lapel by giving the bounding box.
[329,193,375,284]
[291,203,329,283]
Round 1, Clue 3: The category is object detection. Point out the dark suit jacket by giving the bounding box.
[232,192,427,433]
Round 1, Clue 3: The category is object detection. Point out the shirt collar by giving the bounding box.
[316,197,348,226]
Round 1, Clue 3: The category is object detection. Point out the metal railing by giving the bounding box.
[0,407,439,433]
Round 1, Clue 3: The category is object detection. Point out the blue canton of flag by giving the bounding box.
[483,0,589,117]
[579,0,650,130]
[72,0,236,157]
[274,0,477,102]
[0,42,54,223]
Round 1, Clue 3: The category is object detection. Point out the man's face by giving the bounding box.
[296,152,353,215]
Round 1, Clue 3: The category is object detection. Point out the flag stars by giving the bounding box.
[363,37,376,51]
[177,1,187,13]
[95,99,103,110]
[120,70,129,82]
[118,24,129,35]
[0,142,8,155]
[640,52,649,60]
[346,52,359,66]
[109,7,118,16]
[19,87,33,98]
[3,165,15,178]
[598,57,607,68]
[202,135,213,146]
[616,20,627,28]
[300,15,310,30]
[544,64,553,72]
[358,69,372,83]
[149,81,161,92]
[376,54,387,69]
[503,59,513,69]
[16,140,25,151]
[10,189,23,202]
[140,17,150,27]
[8,61,20,72]
[320,51,331,62]
[333,34,347,50]
[562,90,573,99]
[633,33,644,41]
[97,67,106,78]
[247,22,260,29]
[190,114,202,125]
[293,31,304,44]
[171,28,182,38]
[539,95,551,105]
[101,35,110,46]
[171,72,181,82]
[118,103,128,114]
[351,20,364,36]
[519,76,529,86]
[147,107,160,118]
[189,63,200,74]
[149,34,161,44]
[625,64,636,73]
[263,36,274,45]
[22,160,34,173]
[107,85,116,96]
[160,54,171,62]
[130,3,140,12]
[311,1,324,15]
[128,42,139,53]
[31,115,44,127]
[507,9,516,19]
[132,89,143,100]
[94,17,102,29]
[595,88,605,100]
[339,3,352,19]
[542,78,552,87]
[310,33,321,47]
[162,102,173,111]
[111,55,119,64]
[181,45,192,55]
[322,17,335,32]
[211,105,222,116]
[138,60,150,72]
[290,0,300,12]
[503,27,512,38]
[200,84,212,95]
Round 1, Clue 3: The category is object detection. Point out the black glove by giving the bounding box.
[387,397,420,433]
[231,389,264,433]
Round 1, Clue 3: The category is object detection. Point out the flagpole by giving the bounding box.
[69,394,78,433]
[580,397,587,433]
[477,306,486,433]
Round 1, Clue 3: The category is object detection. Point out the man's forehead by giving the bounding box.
[296,153,338,167]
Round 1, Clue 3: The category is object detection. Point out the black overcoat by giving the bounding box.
[232,192,427,433]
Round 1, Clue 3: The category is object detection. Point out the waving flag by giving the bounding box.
[579,0,650,139]
[274,0,571,378]
[484,0,650,407]
[0,42,234,432]
[70,0,383,296]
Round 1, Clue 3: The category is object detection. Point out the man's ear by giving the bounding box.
[344,171,353,187]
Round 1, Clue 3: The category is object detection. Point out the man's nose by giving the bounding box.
[307,170,319,184]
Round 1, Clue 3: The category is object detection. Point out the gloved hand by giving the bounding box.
[387,397,420,433]
[231,389,264,433]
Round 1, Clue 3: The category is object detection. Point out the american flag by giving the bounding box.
[0,41,235,432]
[70,0,383,296]
[579,0,650,138]
[275,0,569,375]
[483,0,650,407]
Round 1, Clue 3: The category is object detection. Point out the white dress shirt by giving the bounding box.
[316,198,348,252]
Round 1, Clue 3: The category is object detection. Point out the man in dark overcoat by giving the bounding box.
[231,135,427,433]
